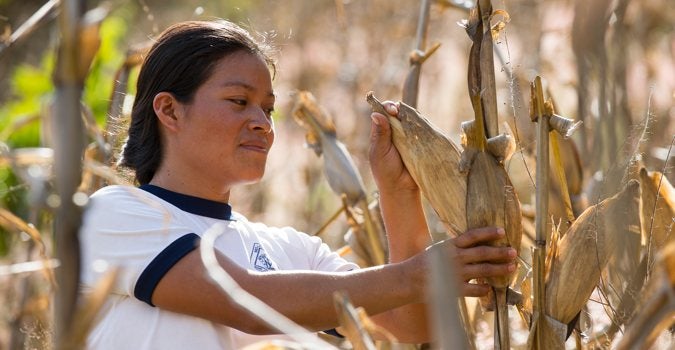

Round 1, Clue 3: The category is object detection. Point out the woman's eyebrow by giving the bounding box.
[221,81,275,98]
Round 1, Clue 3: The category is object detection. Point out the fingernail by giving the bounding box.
[370,114,380,126]
[508,248,517,258]
[508,263,516,272]
[497,228,505,236]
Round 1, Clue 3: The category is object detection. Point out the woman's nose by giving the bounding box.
[249,108,273,134]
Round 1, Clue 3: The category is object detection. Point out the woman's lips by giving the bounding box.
[240,142,269,153]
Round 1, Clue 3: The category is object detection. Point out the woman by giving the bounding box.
[80,20,516,349]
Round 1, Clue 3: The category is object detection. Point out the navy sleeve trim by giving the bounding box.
[323,328,344,338]
[134,233,200,306]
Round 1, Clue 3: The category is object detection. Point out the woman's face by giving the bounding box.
[171,51,275,190]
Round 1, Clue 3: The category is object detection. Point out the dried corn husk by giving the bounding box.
[366,92,466,237]
[546,180,641,324]
[465,151,522,288]
[462,93,523,289]
[639,167,675,249]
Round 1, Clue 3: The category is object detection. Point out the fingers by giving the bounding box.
[369,112,392,158]
[369,100,399,160]
[377,100,399,117]
[458,262,516,282]
[462,281,490,297]
[455,245,517,264]
[453,227,505,248]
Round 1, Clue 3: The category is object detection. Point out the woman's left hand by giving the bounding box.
[368,101,418,195]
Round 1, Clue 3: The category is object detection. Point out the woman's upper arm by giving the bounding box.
[150,248,268,333]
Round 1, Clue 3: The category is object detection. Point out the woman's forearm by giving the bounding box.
[153,249,426,335]
[372,189,433,343]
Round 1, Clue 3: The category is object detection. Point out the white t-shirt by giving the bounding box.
[80,185,358,349]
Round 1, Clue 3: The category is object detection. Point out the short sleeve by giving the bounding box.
[79,186,197,301]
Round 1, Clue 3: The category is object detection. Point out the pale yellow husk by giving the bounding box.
[366,92,467,237]
[546,180,641,324]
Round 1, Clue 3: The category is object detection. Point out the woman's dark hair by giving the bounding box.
[119,20,275,184]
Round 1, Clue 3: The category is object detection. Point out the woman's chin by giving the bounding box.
[235,172,265,186]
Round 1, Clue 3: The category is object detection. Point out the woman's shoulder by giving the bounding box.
[86,185,173,220]
[90,185,146,199]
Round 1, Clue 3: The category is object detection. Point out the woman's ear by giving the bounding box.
[153,92,181,132]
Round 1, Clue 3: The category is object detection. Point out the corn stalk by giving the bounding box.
[529,76,549,350]
[52,1,104,348]
[401,0,440,108]
[0,0,60,57]
[428,246,470,350]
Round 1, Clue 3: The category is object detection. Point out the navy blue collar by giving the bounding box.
[139,184,234,220]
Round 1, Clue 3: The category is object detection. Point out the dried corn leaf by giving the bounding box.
[77,6,108,82]
[616,242,675,350]
[546,180,641,324]
[600,212,642,316]
[333,291,376,350]
[63,267,120,348]
[464,0,499,138]
[366,92,466,236]
[527,312,569,350]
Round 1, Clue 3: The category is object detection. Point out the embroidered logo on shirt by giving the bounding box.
[250,243,275,272]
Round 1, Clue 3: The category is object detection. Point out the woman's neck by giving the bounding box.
[149,168,231,203]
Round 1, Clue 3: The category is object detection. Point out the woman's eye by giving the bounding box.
[229,99,247,106]
[264,107,275,116]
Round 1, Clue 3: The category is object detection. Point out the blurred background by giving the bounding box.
[0,0,673,348]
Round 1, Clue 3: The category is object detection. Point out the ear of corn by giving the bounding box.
[545,179,641,324]
[292,91,366,206]
[366,92,467,237]
[462,90,522,291]
[639,167,675,249]
[465,150,523,288]
[293,91,386,266]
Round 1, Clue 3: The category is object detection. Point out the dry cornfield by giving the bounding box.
[0,0,673,349]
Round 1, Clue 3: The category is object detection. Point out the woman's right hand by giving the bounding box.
[427,227,517,297]
[368,101,419,194]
